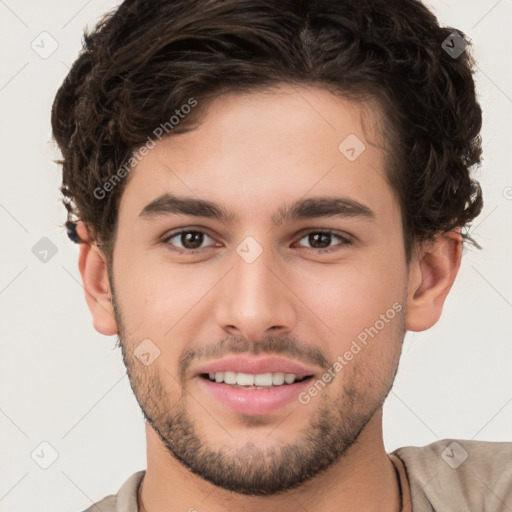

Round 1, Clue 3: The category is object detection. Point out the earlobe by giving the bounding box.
[76,222,118,336]
[405,230,462,332]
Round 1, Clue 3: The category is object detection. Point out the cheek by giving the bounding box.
[113,251,224,376]
[114,247,209,327]
[305,252,406,399]
[304,256,405,343]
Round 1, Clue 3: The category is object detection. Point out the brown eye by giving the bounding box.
[294,230,352,253]
[177,231,205,249]
[163,230,216,253]
[306,232,333,249]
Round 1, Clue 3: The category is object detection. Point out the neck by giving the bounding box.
[140,408,402,512]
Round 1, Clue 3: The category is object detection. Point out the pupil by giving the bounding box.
[309,233,330,249]
[182,232,203,249]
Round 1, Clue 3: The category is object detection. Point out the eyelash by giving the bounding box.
[161,228,353,255]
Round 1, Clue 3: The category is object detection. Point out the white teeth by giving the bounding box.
[224,371,237,385]
[254,373,273,386]
[206,371,307,386]
[272,372,285,385]
[284,374,296,384]
[236,373,255,386]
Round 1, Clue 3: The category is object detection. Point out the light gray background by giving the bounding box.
[0,1,510,511]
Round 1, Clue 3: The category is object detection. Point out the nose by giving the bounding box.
[214,245,297,342]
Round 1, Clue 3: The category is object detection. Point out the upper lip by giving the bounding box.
[194,356,317,379]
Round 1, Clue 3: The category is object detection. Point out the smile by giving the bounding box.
[203,371,311,387]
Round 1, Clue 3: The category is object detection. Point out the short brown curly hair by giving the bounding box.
[51,0,483,265]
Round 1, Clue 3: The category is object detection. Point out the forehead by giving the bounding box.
[118,84,397,226]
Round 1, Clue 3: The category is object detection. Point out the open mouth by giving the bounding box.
[200,371,313,389]
[195,356,319,414]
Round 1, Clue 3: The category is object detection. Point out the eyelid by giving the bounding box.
[291,228,354,253]
[292,227,354,244]
[161,228,219,252]
[162,227,354,254]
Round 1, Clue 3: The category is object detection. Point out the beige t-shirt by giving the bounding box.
[80,439,512,511]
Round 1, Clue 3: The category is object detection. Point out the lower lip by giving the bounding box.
[198,377,313,415]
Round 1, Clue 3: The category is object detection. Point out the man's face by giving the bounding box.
[109,84,409,494]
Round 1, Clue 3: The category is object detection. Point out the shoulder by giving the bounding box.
[77,470,146,512]
[391,439,512,512]
[80,495,117,512]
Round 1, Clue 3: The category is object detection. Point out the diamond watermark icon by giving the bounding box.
[236,236,263,264]
[441,31,467,59]
[441,441,468,469]
[31,441,59,469]
[30,31,59,59]
[32,237,58,263]
[338,134,366,162]
[134,338,161,366]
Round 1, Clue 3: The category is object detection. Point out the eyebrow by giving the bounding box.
[138,193,375,224]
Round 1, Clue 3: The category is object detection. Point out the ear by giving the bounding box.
[76,222,118,336]
[405,229,462,332]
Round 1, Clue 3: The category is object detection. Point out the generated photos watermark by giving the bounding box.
[298,301,403,405]
[94,97,198,200]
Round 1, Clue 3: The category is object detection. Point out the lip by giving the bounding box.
[198,376,313,415]
[194,356,317,379]
[194,356,317,415]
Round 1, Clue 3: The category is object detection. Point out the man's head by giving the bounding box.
[51,0,483,497]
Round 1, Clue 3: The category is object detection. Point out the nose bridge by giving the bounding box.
[214,237,296,339]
